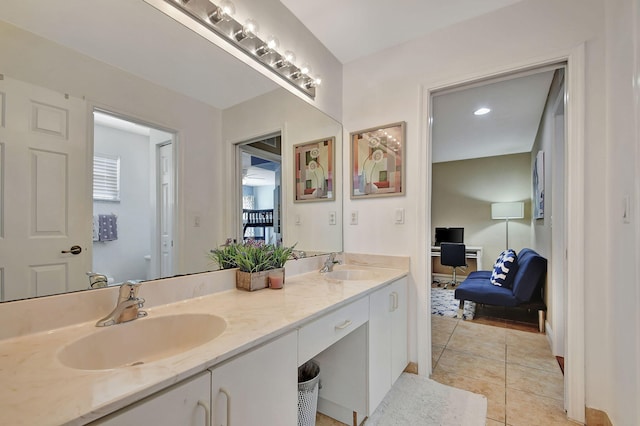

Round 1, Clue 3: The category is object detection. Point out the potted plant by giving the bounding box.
[209,240,296,291]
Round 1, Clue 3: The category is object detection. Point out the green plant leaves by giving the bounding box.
[208,241,296,273]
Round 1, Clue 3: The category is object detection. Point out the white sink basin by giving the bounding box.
[323,269,377,281]
[58,313,226,370]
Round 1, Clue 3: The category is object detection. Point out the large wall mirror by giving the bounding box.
[0,0,342,302]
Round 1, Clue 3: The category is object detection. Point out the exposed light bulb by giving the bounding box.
[244,19,258,36]
[266,36,279,50]
[208,0,235,23]
[273,50,296,69]
[235,18,259,41]
[474,107,491,116]
[219,0,235,17]
[284,50,296,64]
[256,35,279,56]
[300,63,311,75]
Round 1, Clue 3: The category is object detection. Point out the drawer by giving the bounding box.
[298,297,369,365]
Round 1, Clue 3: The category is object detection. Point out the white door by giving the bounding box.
[159,142,173,277]
[0,76,91,301]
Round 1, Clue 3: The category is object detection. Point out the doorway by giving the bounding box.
[428,64,569,409]
[237,134,282,244]
[92,110,176,284]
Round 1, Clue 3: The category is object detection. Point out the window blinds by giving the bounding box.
[93,154,120,201]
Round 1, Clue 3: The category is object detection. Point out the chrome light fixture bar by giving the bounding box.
[165,0,318,98]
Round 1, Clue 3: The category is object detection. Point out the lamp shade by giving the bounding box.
[491,202,524,220]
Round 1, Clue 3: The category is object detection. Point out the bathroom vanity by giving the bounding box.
[0,256,408,426]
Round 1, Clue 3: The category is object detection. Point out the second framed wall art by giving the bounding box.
[350,121,405,198]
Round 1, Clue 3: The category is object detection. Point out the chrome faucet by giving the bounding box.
[87,272,108,289]
[320,252,341,273]
[96,281,147,327]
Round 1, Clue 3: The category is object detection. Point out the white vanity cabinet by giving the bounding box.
[90,371,211,426]
[368,277,408,413]
[209,330,298,426]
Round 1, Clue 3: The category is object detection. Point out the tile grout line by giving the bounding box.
[504,341,508,426]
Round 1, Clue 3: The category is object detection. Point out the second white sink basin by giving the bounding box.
[323,269,377,281]
[58,313,226,370]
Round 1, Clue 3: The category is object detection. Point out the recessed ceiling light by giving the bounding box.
[474,107,491,116]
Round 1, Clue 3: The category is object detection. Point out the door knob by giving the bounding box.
[61,245,82,255]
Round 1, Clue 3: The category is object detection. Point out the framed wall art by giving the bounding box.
[294,137,335,202]
[350,121,405,198]
[533,150,544,219]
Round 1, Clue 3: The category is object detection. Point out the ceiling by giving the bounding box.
[279,0,524,64]
[432,70,556,163]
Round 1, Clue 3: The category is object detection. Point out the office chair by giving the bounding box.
[440,243,466,288]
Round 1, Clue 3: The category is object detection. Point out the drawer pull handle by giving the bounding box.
[335,320,353,330]
[219,387,231,426]
[197,400,211,426]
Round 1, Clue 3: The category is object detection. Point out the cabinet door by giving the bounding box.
[91,372,210,426]
[210,330,297,426]
[390,277,408,383]
[368,278,409,414]
[368,284,394,413]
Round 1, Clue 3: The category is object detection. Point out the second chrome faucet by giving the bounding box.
[320,252,341,273]
[96,281,147,327]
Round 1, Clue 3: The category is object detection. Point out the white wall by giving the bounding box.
[93,125,151,283]
[222,89,343,253]
[432,153,532,268]
[342,0,624,420]
[530,70,565,342]
[603,0,640,424]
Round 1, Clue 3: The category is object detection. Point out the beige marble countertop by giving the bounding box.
[0,263,407,426]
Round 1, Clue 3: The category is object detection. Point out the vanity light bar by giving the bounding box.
[165,0,317,99]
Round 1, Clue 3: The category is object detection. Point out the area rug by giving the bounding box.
[431,287,476,320]
[367,373,487,426]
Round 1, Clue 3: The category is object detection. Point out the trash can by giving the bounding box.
[298,361,320,426]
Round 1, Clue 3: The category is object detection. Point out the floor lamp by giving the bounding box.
[491,202,525,250]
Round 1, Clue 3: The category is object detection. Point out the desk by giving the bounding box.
[430,246,483,282]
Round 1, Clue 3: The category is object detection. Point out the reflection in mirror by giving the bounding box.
[223,89,343,254]
[239,136,282,244]
[92,111,176,286]
[294,137,335,202]
[0,1,342,302]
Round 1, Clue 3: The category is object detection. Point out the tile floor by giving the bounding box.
[431,315,576,426]
[317,315,574,426]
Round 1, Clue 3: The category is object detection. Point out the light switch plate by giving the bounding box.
[394,208,405,224]
[350,211,358,225]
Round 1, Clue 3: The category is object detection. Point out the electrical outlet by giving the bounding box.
[350,210,358,225]
[329,211,337,225]
[194,215,201,227]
